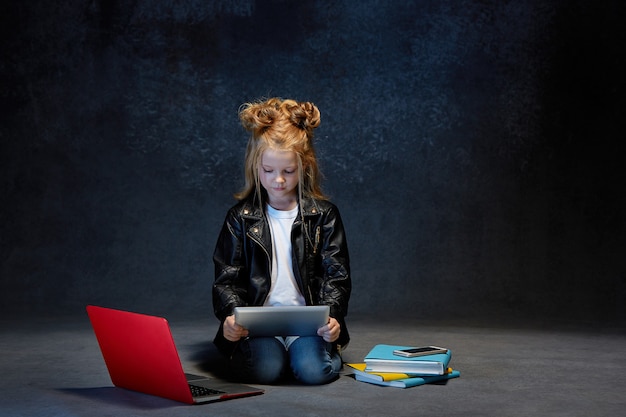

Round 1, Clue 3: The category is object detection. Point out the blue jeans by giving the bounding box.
[229,336,342,385]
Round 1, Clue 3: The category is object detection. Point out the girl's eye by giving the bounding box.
[262,168,295,174]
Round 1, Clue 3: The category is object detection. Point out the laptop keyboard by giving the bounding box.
[189,384,225,397]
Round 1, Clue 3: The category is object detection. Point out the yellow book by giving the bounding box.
[347,363,459,388]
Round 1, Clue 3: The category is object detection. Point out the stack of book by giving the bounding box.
[346,344,460,388]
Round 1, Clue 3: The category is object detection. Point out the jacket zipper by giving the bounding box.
[313,225,320,254]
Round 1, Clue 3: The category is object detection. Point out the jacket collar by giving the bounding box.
[239,194,322,220]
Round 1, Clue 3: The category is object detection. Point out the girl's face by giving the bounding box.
[258,149,299,210]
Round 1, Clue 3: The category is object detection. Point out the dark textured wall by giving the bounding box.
[2,1,625,325]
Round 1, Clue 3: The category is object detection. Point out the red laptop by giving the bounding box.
[86,305,264,404]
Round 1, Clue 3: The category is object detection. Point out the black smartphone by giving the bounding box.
[392,346,448,357]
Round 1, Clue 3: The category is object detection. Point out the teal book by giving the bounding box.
[364,344,452,375]
[355,369,461,388]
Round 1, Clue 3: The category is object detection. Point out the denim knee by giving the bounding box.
[230,337,288,384]
[289,337,342,385]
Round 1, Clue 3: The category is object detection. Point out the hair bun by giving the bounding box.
[285,100,321,133]
[239,99,281,136]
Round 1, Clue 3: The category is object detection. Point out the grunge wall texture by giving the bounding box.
[2,1,625,325]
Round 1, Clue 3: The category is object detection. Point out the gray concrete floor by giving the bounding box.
[1,314,625,417]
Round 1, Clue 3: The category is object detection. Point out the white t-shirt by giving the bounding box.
[264,204,305,307]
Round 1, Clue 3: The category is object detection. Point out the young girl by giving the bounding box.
[212,97,352,385]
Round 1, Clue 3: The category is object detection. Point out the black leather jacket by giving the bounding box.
[212,194,351,354]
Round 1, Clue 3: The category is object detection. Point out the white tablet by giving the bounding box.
[233,305,330,337]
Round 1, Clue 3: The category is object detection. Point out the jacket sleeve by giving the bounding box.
[318,205,352,322]
[212,209,249,322]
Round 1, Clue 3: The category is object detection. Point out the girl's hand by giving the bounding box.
[223,314,249,342]
[317,317,341,343]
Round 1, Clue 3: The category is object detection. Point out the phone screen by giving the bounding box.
[403,347,440,354]
[393,346,448,357]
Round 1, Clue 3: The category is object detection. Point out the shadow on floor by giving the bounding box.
[57,387,180,409]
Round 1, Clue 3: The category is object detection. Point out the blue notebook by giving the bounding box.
[355,369,461,388]
[364,344,452,375]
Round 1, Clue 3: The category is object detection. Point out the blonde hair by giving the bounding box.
[235,97,326,205]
